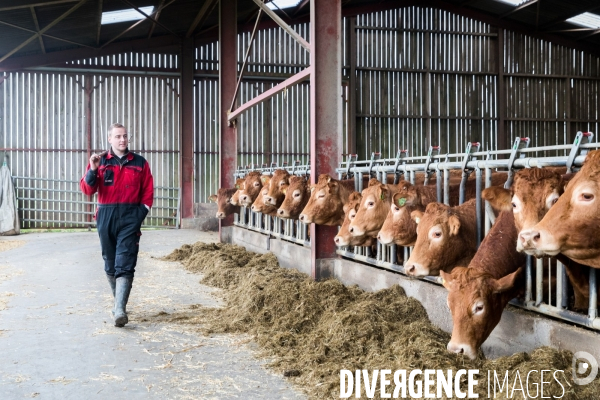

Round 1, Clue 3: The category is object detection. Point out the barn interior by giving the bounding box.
[1,0,600,396]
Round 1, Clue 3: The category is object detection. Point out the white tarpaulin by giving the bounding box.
[0,164,20,235]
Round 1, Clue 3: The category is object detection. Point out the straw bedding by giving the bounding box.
[162,242,599,399]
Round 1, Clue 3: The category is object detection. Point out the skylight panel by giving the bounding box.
[101,6,154,25]
[267,0,302,11]
[566,12,600,29]
[495,0,530,6]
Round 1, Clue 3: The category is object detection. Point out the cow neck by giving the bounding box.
[467,210,526,280]
[338,179,357,204]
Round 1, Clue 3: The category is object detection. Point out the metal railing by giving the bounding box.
[233,162,310,247]
[334,131,600,331]
[13,176,180,229]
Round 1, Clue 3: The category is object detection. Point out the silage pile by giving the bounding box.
[163,242,599,399]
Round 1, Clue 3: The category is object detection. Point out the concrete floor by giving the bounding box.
[0,229,305,399]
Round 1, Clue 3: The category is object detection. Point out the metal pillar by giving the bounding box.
[181,37,195,221]
[310,0,342,280]
[218,0,237,240]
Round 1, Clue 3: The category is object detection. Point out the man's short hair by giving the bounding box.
[108,123,127,136]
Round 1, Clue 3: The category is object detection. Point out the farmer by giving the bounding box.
[80,123,154,327]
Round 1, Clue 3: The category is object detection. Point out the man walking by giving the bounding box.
[80,123,154,327]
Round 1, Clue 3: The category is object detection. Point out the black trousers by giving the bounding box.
[96,204,148,279]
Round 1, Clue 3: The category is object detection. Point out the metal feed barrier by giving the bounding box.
[335,132,600,331]
[233,162,311,247]
[232,132,600,332]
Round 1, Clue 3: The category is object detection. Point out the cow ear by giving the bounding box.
[482,187,512,212]
[440,271,456,291]
[411,210,423,224]
[208,195,217,203]
[328,180,339,194]
[368,178,380,187]
[492,267,523,294]
[378,184,390,201]
[448,215,461,236]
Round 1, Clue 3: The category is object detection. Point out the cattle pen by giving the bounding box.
[2,0,600,398]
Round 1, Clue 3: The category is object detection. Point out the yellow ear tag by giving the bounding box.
[398,198,406,207]
[261,177,266,183]
[283,188,287,195]
[380,193,385,201]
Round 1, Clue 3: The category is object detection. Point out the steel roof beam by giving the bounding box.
[0,0,78,12]
[186,0,218,38]
[500,0,537,19]
[148,0,165,38]
[0,19,94,48]
[96,0,102,45]
[0,0,87,64]
[30,6,46,54]
[252,0,310,52]
[120,0,179,38]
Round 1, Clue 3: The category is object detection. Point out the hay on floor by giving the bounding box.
[161,242,599,399]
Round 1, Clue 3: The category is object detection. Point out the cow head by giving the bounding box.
[239,172,266,207]
[483,168,565,257]
[348,179,394,238]
[265,169,291,207]
[335,192,375,247]
[378,190,421,246]
[230,178,245,206]
[299,175,350,226]
[405,201,475,277]
[277,176,310,219]
[521,150,600,267]
[441,267,522,360]
[210,187,239,219]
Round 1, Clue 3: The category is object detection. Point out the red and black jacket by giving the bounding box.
[80,150,154,208]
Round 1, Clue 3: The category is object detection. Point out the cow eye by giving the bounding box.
[512,202,517,208]
[254,182,260,187]
[368,202,375,207]
[393,206,400,212]
[551,198,558,205]
[433,231,442,238]
[318,194,325,199]
[294,193,300,197]
[226,198,230,204]
[582,193,594,201]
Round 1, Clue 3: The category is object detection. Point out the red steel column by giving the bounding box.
[181,37,195,221]
[219,0,237,239]
[310,0,343,279]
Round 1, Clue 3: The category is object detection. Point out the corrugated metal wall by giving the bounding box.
[0,52,181,228]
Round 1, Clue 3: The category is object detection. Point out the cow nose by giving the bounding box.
[531,231,540,243]
[299,214,305,221]
[447,342,465,354]
[278,209,284,215]
[377,234,381,241]
[216,212,225,219]
[405,263,415,275]
[251,205,256,211]
[519,231,531,244]
[266,196,273,204]
[334,237,340,244]
[349,226,354,233]
[241,195,247,202]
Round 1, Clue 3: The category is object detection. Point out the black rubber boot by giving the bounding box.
[114,277,133,327]
[106,275,116,316]
[106,274,116,297]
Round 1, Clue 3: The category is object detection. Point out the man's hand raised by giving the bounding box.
[89,151,108,171]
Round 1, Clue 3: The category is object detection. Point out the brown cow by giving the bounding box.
[440,210,525,359]
[230,178,246,206]
[334,192,376,247]
[377,190,422,246]
[521,149,600,269]
[405,198,478,277]
[208,186,240,219]
[250,178,278,217]
[277,176,310,219]
[299,175,356,226]
[348,179,399,238]
[239,172,267,207]
[264,169,290,208]
[484,168,594,310]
